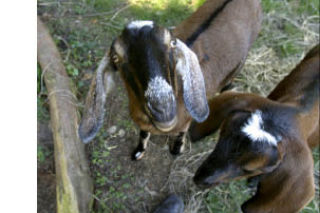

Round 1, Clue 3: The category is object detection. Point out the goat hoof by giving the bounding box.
[132,150,145,161]
[170,141,185,155]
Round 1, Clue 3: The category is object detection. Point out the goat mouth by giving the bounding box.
[152,116,178,132]
[194,171,224,189]
[194,178,221,189]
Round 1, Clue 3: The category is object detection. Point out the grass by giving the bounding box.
[37,0,319,212]
[37,144,52,164]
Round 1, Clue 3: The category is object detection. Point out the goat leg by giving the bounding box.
[132,130,151,160]
[170,132,187,155]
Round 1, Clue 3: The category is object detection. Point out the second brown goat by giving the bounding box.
[191,44,319,213]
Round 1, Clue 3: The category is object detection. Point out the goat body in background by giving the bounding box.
[78,0,262,160]
[191,44,319,213]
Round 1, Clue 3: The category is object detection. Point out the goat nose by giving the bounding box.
[194,175,219,189]
[193,175,201,185]
[193,176,209,189]
[193,172,206,186]
[147,100,176,121]
[148,104,165,118]
[152,104,166,114]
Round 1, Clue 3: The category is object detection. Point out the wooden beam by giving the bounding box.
[37,17,93,213]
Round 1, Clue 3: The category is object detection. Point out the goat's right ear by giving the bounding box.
[78,54,115,143]
[189,92,256,142]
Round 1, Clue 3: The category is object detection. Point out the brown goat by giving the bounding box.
[191,44,319,213]
[78,0,262,160]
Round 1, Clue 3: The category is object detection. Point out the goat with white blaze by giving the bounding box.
[191,44,319,213]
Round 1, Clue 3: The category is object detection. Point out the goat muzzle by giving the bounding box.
[152,116,178,132]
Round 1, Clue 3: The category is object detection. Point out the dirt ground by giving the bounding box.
[37,73,220,213]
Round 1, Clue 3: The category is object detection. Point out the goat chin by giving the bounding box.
[152,116,178,132]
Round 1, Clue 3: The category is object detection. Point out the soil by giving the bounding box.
[37,74,215,213]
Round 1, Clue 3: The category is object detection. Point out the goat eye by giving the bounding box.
[170,40,176,48]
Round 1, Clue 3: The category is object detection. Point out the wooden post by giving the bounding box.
[37,17,93,213]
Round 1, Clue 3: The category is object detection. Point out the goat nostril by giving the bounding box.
[193,177,199,185]
[153,104,165,114]
[148,102,175,118]
[193,178,208,189]
[148,103,163,116]
[193,174,202,185]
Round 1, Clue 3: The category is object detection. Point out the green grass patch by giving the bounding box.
[205,180,252,213]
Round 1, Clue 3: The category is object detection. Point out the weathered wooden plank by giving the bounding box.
[37,17,93,213]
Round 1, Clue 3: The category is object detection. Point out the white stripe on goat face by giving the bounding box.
[145,76,174,102]
[127,20,154,29]
[241,110,278,145]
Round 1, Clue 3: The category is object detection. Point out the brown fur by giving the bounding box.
[131,0,262,135]
[243,45,319,213]
[191,44,319,212]
[175,0,262,98]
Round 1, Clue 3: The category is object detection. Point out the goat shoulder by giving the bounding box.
[174,0,263,98]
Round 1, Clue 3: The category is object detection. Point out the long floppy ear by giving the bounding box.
[189,92,259,142]
[241,141,313,213]
[174,39,209,122]
[78,53,115,143]
[243,141,284,175]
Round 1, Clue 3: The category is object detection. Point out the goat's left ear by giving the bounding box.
[174,39,209,122]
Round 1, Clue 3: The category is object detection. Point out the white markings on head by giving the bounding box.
[145,76,174,102]
[241,110,278,145]
[127,20,154,29]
